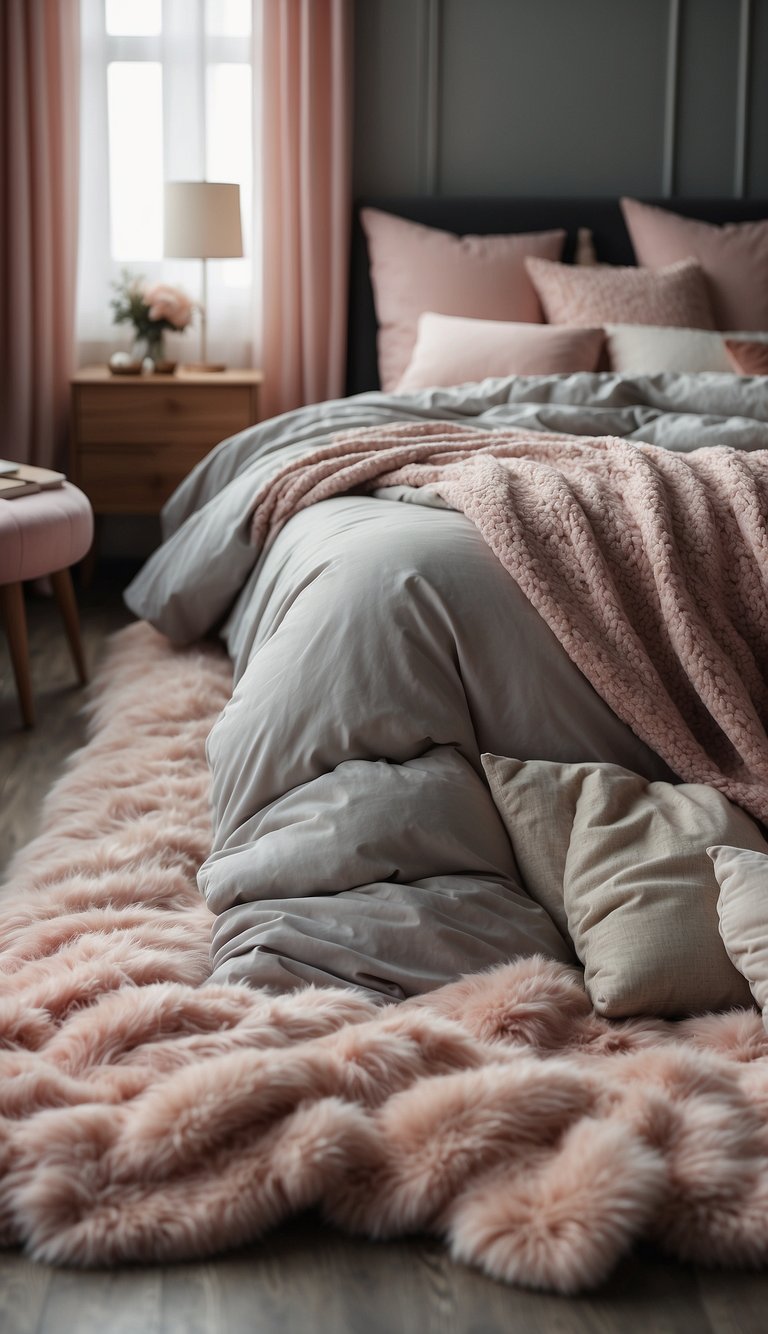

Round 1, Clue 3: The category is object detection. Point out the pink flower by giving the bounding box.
[144,284,194,331]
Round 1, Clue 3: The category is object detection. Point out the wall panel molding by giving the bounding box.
[735,0,753,195]
[420,0,442,193]
[353,0,767,202]
[662,0,680,195]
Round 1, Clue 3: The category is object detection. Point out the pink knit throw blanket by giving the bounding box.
[250,422,768,821]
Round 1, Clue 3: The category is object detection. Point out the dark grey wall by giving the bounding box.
[353,0,768,200]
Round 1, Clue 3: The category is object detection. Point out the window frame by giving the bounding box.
[77,0,257,367]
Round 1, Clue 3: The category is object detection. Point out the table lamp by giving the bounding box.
[163,180,243,371]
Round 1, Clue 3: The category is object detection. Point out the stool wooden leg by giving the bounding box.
[79,525,98,590]
[51,567,88,685]
[1,582,35,728]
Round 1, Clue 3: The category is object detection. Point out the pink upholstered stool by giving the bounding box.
[0,483,94,727]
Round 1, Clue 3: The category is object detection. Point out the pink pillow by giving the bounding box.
[621,198,768,332]
[361,208,566,391]
[725,339,768,376]
[525,256,715,330]
[396,314,605,391]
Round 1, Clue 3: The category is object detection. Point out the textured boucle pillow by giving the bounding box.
[525,255,715,330]
[361,208,566,391]
[482,754,767,1018]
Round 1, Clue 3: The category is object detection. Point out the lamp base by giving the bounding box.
[183,362,227,373]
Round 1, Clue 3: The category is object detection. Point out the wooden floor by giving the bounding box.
[2,566,768,1333]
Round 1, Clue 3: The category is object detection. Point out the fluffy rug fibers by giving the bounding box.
[3,622,768,1293]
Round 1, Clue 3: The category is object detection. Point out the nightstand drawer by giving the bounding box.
[77,384,253,447]
[70,367,262,521]
[78,442,213,513]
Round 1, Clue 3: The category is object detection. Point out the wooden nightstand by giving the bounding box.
[69,367,263,515]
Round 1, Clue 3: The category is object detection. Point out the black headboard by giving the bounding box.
[345,196,768,397]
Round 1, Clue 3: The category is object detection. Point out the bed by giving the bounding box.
[123,194,768,1014]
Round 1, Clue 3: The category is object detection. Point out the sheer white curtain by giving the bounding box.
[76,0,261,370]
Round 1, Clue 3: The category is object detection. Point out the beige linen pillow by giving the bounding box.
[482,754,766,1018]
[709,845,768,1030]
[481,754,588,940]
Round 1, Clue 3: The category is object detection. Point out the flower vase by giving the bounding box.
[132,333,175,373]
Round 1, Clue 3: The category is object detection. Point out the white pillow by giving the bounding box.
[605,324,768,375]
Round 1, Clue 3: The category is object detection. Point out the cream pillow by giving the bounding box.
[482,754,766,1018]
[605,324,768,375]
[709,845,768,1030]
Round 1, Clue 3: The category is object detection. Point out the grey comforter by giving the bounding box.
[125,372,768,998]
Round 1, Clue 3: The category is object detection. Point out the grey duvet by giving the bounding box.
[125,372,768,998]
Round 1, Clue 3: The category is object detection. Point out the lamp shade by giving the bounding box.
[164,181,243,259]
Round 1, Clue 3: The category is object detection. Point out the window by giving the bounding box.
[77,0,258,367]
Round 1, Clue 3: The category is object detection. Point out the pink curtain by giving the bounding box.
[0,0,80,468]
[260,0,352,418]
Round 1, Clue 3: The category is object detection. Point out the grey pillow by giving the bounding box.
[482,754,767,1018]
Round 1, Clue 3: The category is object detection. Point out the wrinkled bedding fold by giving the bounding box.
[203,496,668,995]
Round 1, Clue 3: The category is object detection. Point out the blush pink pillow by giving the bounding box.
[396,314,605,391]
[525,256,715,330]
[725,339,768,376]
[621,197,768,332]
[361,208,566,391]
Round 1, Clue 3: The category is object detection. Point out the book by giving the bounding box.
[0,462,65,490]
[0,476,41,499]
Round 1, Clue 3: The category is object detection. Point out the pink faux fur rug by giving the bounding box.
[250,423,768,821]
[4,622,768,1293]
